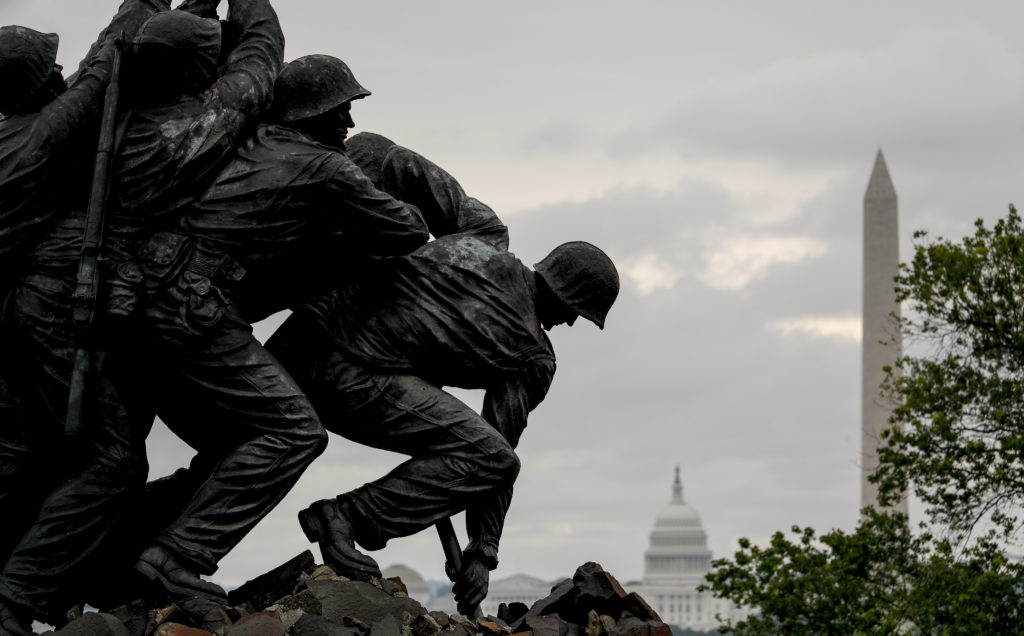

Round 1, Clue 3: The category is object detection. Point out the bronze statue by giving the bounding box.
[0,3,179,633]
[0,3,620,632]
[1,0,291,627]
[266,132,619,615]
[100,53,431,604]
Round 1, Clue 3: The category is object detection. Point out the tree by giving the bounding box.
[701,511,1024,635]
[702,207,1024,633]
[875,205,1024,541]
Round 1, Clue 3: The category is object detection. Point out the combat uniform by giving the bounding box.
[0,0,291,616]
[121,122,429,575]
[0,0,171,618]
[267,142,556,570]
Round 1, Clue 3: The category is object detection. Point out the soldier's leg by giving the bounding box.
[0,274,156,625]
[268,314,519,578]
[334,374,520,545]
[139,308,328,582]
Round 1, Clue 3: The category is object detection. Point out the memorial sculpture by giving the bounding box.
[0,2,619,634]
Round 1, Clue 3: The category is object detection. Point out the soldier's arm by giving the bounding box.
[321,153,430,256]
[211,0,284,119]
[464,359,555,567]
[175,0,221,19]
[348,132,509,246]
[42,0,171,149]
[73,0,172,77]
[381,146,508,245]
[134,0,282,214]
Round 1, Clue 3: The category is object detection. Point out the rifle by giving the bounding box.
[67,33,125,438]
[436,518,484,619]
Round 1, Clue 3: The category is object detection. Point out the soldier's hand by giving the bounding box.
[174,0,221,19]
[452,555,489,616]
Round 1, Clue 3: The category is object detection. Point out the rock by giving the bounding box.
[308,565,338,581]
[516,614,564,636]
[152,604,179,628]
[607,612,670,636]
[619,594,660,623]
[497,602,528,625]
[368,613,403,636]
[509,578,573,632]
[106,599,153,636]
[449,614,474,628]
[446,625,474,636]
[376,578,403,597]
[54,612,131,636]
[306,579,426,626]
[571,563,627,621]
[292,614,363,636]
[228,551,316,611]
[267,588,322,616]
[409,612,441,636]
[427,611,449,628]
[175,597,233,632]
[585,610,605,636]
[387,577,409,597]
[223,611,286,636]
[342,616,371,633]
[151,623,211,636]
[477,618,511,636]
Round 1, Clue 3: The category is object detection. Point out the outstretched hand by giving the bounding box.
[452,554,489,617]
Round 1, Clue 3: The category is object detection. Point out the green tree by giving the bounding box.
[700,510,918,635]
[702,511,1024,635]
[875,205,1024,541]
[702,207,1024,633]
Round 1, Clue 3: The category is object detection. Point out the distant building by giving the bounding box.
[633,468,750,631]
[861,149,907,514]
[389,470,749,632]
[382,563,433,607]
[480,573,558,617]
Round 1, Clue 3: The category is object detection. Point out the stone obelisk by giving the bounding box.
[861,149,907,513]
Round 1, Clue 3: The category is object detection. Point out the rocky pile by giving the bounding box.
[43,553,670,636]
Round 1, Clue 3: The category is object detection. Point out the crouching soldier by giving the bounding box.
[266,133,620,615]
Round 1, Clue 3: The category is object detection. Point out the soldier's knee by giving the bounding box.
[295,421,329,459]
[490,445,520,484]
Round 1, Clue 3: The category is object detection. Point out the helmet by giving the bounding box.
[128,11,221,97]
[0,26,59,95]
[271,54,370,123]
[535,241,619,329]
[345,131,397,185]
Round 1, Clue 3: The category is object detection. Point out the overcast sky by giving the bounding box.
[7,0,1024,590]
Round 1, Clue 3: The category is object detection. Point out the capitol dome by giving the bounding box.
[643,467,712,585]
[382,563,430,605]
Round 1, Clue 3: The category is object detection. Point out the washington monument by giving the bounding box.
[861,149,907,514]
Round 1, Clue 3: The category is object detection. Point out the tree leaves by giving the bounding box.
[702,207,1024,633]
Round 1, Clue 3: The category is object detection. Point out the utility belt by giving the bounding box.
[108,231,246,335]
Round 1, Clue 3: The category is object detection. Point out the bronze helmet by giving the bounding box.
[271,54,370,124]
[534,241,619,329]
[0,26,59,95]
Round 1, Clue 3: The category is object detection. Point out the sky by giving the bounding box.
[6,0,1024,591]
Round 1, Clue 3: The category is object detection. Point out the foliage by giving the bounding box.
[703,207,1024,633]
[874,205,1024,540]
[701,510,1024,635]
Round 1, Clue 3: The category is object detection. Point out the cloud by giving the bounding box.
[619,252,683,295]
[697,235,827,291]
[616,25,1024,168]
[767,316,862,343]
